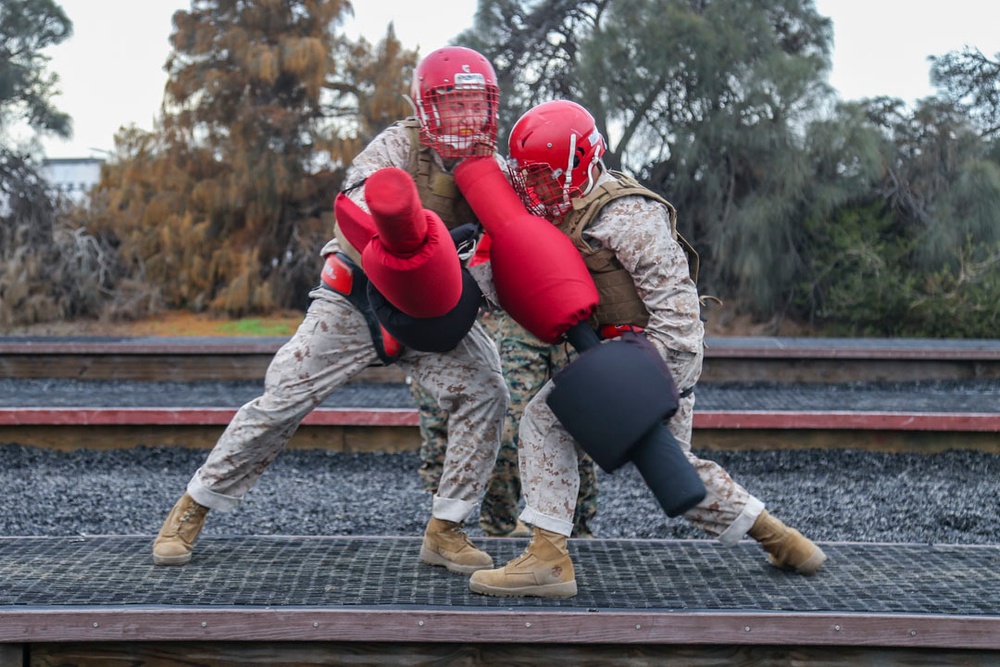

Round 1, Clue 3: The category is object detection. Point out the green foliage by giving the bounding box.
[463,0,841,315]
[794,200,914,335]
[461,0,1000,338]
[8,1,993,337]
[931,47,1000,139]
[908,248,1000,338]
[793,131,1000,338]
[217,316,298,337]
[0,0,73,139]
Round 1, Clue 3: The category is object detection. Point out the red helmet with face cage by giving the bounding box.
[507,100,607,218]
[411,46,500,158]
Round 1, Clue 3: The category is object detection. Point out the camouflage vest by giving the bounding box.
[400,118,478,230]
[556,171,700,329]
[334,119,479,264]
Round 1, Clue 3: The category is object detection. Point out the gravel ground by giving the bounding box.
[1,444,996,545]
[2,378,999,412]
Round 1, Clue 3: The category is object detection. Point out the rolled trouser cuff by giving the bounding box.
[432,495,476,524]
[718,495,765,546]
[187,473,242,512]
[520,505,572,537]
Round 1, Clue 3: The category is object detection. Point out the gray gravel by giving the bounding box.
[2,378,999,412]
[1,444,996,545]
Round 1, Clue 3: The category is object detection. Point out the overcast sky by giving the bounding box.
[37,0,1000,159]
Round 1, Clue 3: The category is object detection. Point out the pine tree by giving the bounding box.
[89,2,417,316]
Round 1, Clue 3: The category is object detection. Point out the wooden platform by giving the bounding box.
[1,405,998,454]
[3,335,999,382]
[2,336,997,665]
[1,536,997,665]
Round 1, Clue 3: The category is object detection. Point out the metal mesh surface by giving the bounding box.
[1,536,996,615]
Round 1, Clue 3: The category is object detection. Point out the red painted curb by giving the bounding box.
[0,408,996,431]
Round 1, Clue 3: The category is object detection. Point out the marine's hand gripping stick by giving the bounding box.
[454,157,706,517]
[333,167,481,352]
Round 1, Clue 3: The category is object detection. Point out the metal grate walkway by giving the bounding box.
[2,536,998,648]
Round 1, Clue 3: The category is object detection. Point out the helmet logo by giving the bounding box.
[462,64,471,73]
[454,72,486,88]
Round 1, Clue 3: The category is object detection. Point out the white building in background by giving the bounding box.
[42,157,103,204]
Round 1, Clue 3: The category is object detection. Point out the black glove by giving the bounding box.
[449,223,481,261]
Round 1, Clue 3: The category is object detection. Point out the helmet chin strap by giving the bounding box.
[581,158,602,196]
[562,132,577,198]
[403,94,417,116]
[561,132,601,200]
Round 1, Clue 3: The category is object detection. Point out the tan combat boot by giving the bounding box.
[152,493,209,566]
[469,527,577,598]
[509,518,532,538]
[748,510,827,574]
[481,517,533,538]
[420,517,494,574]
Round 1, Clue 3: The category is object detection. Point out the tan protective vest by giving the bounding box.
[401,119,479,230]
[556,171,700,329]
[334,119,479,264]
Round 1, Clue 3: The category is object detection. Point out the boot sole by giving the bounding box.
[768,546,827,575]
[469,579,578,599]
[152,552,192,566]
[794,546,827,575]
[419,546,493,574]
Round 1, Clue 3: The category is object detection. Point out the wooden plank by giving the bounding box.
[1,423,995,454]
[0,424,421,453]
[27,641,1000,666]
[2,408,996,433]
[0,408,419,427]
[695,428,1000,454]
[694,411,1000,432]
[0,356,406,383]
[701,358,1000,382]
[3,609,998,649]
[0,645,24,667]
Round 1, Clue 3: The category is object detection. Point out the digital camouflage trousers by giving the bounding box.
[412,310,598,537]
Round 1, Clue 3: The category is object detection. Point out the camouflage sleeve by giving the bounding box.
[584,195,705,388]
[321,124,414,257]
[342,124,414,212]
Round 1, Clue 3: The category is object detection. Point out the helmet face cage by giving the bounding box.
[507,101,606,219]
[412,47,500,158]
[508,161,576,218]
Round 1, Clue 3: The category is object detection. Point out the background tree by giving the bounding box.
[89,2,417,317]
[461,0,1000,337]
[0,0,73,142]
[802,94,1000,337]
[931,47,1000,140]
[1,0,119,328]
[461,0,851,318]
[324,25,417,171]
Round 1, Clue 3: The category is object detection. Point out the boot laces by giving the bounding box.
[441,522,475,549]
[169,503,204,537]
[509,534,543,566]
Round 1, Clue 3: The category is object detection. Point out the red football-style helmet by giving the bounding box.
[507,100,607,218]
[411,46,500,158]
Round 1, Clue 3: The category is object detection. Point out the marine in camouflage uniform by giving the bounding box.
[469,100,826,599]
[412,310,599,538]
[153,47,509,576]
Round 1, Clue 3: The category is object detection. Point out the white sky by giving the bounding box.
[37,0,1000,159]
